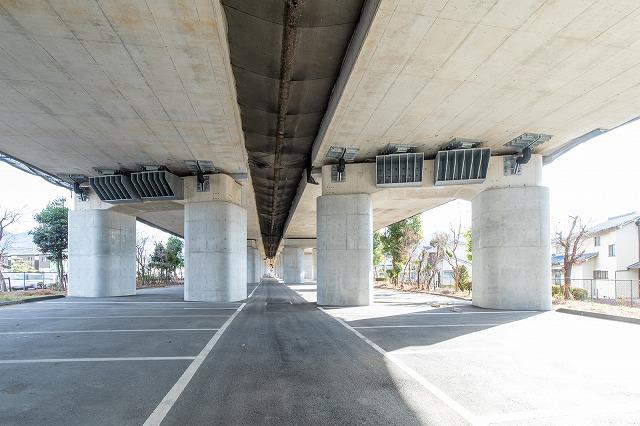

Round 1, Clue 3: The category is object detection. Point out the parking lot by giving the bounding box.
[0,285,256,425]
[1,281,639,425]
[292,283,640,425]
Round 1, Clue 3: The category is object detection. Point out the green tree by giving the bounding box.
[463,229,472,262]
[30,198,68,289]
[149,241,170,282]
[165,236,184,278]
[373,231,384,277]
[380,215,422,286]
[454,264,471,293]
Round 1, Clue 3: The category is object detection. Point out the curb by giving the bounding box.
[0,294,65,307]
[556,308,640,325]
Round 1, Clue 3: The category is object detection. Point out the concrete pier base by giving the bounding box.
[283,246,304,284]
[184,201,247,302]
[317,194,373,306]
[472,186,551,311]
[68,209,136,297]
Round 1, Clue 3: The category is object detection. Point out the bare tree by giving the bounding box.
[430,233,450,289]
[554,215,588,299]
[447,223,464,291]
[136,235,150,284]
[425,251,440,290]
[0,208,22,292]
[415,247,427,289]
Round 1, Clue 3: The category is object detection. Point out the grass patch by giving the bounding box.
[0,289,65,303]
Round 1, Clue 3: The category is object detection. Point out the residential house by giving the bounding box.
[552,212,640,299]
[1,232,60,273]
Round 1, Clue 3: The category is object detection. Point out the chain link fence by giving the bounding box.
[558,278,640,307]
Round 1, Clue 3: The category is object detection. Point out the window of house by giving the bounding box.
[594,236,600,246]
[593,270,608,279]
[608,244,616,257]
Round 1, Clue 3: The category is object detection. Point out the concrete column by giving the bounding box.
[283,246,305,283]
[184,201,247,302]
[317,194,373,306]
[312,248,317,281]
[247,246,256,284]
[472,186,551,311]
[254,250,262,282]
[68,209,136,297]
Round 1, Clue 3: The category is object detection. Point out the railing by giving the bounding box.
[557,278,640,307]
[1,272,59,291]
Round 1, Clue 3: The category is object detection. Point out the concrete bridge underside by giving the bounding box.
[1,1,639,309]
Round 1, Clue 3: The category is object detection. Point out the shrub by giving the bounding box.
[571,287,588,301]
[453,265,472,292]
[552,285,563,298]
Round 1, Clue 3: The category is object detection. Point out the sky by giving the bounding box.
[0,119,639,241]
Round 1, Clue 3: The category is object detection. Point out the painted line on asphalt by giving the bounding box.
[144,281,261,426]
[318,306,479,425]
[8,307,237,311]
[0,356,196,364]
[390,347,493,355]
[0,328,219,335]
[337,311,537,316]
[353,324,501,329]
[0,315,231,320]
[247,281,261,299]
[37,301,242,305]
[183,308,239,310]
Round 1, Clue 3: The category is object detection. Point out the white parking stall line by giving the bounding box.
[36,301,242,305]
[0,356,197,364]
[143,281,261,426]
[0,328,219,335]
[352,324,501,329]
[337,311,537,316]
[7,307,237,311]
[0,315,231,320]
[318,307,479,425]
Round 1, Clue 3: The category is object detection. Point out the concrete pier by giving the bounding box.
[184,201,247,302]
[68,209,136,297]
[283,246,305,284]
[316,194,373,306]
[472,186,551,311]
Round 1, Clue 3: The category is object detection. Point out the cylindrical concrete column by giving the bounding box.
[317,194,373,306]
[68,209,136,297]
[253,251,262,282]
[184,201,247,302]
[283,246,305,283]
[472,186,551,311]
[311,248,317,281]
[247,247,255,284]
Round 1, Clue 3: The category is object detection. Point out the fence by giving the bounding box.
[1,272,61,291]
[558,278,640,307]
